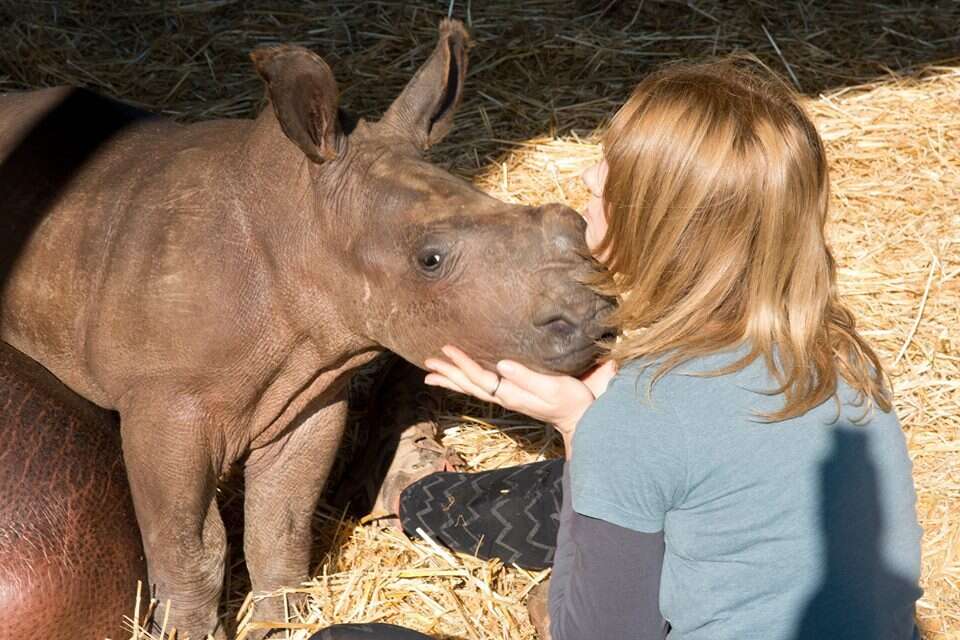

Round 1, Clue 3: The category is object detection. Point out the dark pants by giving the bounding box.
[399,458,564,570]
[309,623,433,639]
[310,460,567,640]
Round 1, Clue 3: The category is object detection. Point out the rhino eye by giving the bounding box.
[417,250,444,273]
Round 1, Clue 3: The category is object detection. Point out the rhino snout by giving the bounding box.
[530,295,615,375]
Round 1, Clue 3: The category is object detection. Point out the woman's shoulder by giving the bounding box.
[609,346,762,406]
[610,346,899,431]
[604,346,824,435]
[575,356,697,449]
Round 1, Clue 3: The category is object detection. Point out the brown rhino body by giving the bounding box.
[0,20,609,638]
[0,340,147,640]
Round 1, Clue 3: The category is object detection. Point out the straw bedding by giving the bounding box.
[0,1,956,638]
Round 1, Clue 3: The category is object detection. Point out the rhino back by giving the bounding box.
[0,87,269,408]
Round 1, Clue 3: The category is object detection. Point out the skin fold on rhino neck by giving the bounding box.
[238,109,376,353]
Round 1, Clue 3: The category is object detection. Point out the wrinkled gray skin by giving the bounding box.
[0,19,609,638]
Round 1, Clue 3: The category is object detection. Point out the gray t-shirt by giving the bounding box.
[570,349,923,640]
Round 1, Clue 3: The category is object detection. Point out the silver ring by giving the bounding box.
[490,375,502,396]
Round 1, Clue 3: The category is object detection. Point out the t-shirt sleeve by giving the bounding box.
[549,463,669,640]
[569,365,687,533]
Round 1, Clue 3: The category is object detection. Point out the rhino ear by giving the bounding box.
[381,19,470,150]
[251,45,345,163]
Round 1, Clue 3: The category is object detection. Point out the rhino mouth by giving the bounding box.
[546,340,600,360]
[541,339,604,375]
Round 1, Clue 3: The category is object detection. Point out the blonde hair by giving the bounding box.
[592,59,890,421]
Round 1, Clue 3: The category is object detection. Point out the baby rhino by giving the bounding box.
[0,19,609,638]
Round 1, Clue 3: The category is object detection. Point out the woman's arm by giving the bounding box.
[547,464,669,640]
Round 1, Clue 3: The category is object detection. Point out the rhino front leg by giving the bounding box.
[242,394,349,638]
[120,396,227,639]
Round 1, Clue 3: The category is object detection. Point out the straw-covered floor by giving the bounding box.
[0,1,957,638]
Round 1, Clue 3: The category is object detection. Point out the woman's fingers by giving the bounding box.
[495,359,563,400]
[439,346,572,405]
[424,351,558,420]
[424,356,498,403]
[440,345,501,394]
[486,377,556,418]
[423,372,468,396]
[424,346,599,430]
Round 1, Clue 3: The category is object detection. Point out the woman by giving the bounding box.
[314,59,923,640]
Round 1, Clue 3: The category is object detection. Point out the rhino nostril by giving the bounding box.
[537,315,578,338]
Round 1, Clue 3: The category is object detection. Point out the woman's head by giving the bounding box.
[588,58,889,419]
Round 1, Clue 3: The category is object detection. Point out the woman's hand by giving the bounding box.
[423,345,617,447]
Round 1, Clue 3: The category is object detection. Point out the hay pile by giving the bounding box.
[0,2,956,639]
